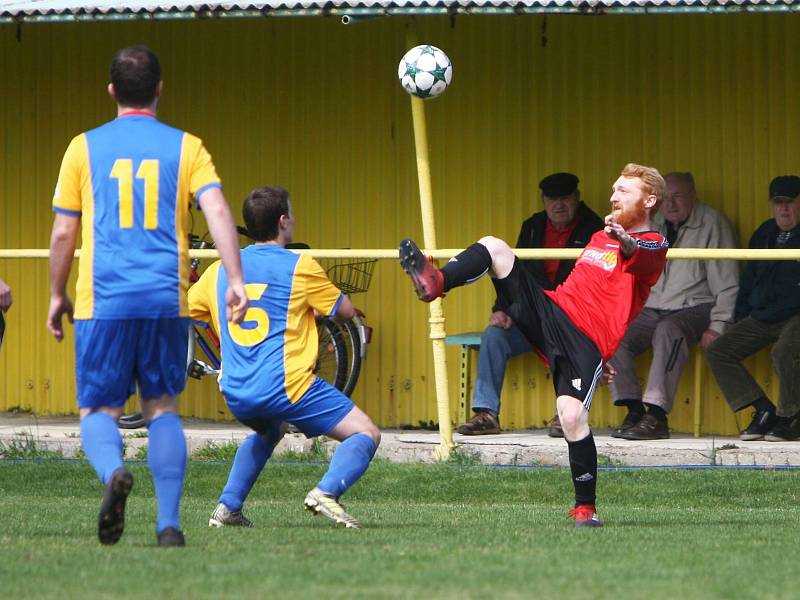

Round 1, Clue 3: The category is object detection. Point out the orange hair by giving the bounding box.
[621,163,666,210]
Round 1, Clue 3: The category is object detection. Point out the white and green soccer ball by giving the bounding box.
[397,45,453,99]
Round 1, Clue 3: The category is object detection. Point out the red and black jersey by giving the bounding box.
[544,230,668,361]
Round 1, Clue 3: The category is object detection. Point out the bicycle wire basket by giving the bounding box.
[320,257,378,294]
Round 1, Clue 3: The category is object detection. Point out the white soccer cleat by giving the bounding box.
[303,487,362,529]
[208,503,253,528]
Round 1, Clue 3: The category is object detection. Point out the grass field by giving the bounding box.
[1,459,798,599]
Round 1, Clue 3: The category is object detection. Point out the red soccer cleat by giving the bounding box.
[568,504,604,528]
[399,239,445,302]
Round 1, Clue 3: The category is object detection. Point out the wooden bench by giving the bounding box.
[444,331,483,425]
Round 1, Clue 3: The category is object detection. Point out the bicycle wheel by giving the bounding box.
[119,412,146,430]
[315,317,348,391]
[339,319,362,397]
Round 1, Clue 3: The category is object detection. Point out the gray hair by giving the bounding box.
[664,171,695,193]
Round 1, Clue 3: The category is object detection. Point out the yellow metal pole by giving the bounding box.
[693,348,703,438]
[3,248,800,261]
[405,25,454,459]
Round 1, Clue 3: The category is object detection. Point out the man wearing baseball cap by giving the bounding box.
[456,172,603,436]
[706,176,800,441]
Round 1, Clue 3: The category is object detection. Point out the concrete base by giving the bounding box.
[2,413,799,467]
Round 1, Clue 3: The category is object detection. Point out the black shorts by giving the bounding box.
[492,259,603,409]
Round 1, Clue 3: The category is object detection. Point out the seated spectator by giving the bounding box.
[706,176,800,442]
[0,278,11,312]
[0,277,10,350]
[607,172,739,439]
[456,172,603,435]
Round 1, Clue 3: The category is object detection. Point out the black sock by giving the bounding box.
[752,397,776,415]
[567,433,597,507]
[617,399,645,419]
[646,404,667,422]
[441,243,492,292]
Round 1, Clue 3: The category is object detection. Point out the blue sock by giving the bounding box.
[317,433,377,498]
[219,433,274,512]
[80,412,123,484]
[147,412,187,533]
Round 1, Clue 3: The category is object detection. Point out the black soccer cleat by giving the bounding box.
[98,467,134,545]
[157,527,186,547]
[398,239,445,302]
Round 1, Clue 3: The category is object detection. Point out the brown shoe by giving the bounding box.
[456,411,501,435]
[611,411,643,438]
[547,414,564,438]
[620,413,670,440]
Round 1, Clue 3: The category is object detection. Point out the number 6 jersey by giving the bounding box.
[52,112,221,320]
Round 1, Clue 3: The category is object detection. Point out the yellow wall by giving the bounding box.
[0,14,795,434]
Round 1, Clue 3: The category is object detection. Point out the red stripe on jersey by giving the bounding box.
[117,110,156,118]
[544,230,668,361]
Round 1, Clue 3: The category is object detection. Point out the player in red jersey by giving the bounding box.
[399,163,668,527]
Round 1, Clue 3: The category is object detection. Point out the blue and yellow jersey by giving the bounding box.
[52,113,221,320]
[188,244,344,411]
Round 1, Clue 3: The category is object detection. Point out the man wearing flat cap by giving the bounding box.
[456,172,603,435]
[707,176,800,442]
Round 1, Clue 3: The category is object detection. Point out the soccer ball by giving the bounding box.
[397,45,453,99]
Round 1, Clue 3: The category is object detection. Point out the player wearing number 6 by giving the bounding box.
[189,186,380,529]
[47,45,248,547]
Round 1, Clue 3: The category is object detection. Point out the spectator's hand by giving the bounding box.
[699,329,720,349]
[47,295,74,342]
[489,310,513,329]
[0,279,12,312]
[225,282,249,324]
[604,215,637,257]
[599,362,617,386]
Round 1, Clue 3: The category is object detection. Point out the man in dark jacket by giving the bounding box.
[706,176,800,441]
[456,172,604,435]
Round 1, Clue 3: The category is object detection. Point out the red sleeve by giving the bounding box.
[622,234,668,284]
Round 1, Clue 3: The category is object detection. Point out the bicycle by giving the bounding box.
[315,256,375,396]
[184,316,348,387]
[120,234,219,430]
[119,234,374,429]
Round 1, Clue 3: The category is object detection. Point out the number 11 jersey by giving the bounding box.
[52,113,221,320]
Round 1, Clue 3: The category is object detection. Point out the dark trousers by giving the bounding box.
[706,314,800,417]
[609,305,712,413]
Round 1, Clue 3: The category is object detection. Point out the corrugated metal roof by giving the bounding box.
[2,0,800,21]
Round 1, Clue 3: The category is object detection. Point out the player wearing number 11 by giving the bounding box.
[47,45,248,547]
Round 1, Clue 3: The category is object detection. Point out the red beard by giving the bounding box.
[614,200,649,231]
